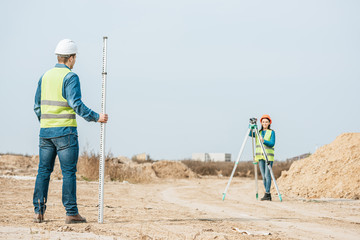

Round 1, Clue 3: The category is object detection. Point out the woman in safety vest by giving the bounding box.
[255,114,275,201]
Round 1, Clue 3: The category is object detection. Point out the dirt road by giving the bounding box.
[0,176,359,239]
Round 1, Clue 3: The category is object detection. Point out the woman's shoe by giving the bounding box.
[261,193,272,201]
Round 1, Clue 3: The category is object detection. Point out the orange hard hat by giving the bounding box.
[260,114,272,124]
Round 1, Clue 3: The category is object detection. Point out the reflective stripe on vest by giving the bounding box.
[255,130,274,162]
[40,67,77,128]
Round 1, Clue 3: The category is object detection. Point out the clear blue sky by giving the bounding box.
[1,0,359,161]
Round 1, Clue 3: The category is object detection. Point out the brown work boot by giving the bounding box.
[65,214,87,224]
[33,214,44,223]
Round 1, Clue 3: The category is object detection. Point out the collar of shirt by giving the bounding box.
[55,63,71,70]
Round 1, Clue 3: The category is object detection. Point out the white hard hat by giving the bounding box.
[54,39,78,55]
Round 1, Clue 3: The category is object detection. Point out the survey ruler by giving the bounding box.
[98,36,108,224]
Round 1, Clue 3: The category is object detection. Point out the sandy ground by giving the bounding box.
[0,176,359,240]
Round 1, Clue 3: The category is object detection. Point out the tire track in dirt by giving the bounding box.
[160,178,360,240]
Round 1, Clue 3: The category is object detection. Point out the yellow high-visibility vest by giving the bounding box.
[40,67,77,128]
[255,130,274,162]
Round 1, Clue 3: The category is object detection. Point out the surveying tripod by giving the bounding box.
[222,118,282,202]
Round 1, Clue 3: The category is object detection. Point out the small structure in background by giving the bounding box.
[192,153,231,162]
[132,153,152,163]
[134,153,148,161]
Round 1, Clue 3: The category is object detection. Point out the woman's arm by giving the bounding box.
[263,130,275,148]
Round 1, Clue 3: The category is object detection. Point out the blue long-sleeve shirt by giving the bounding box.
[34,64,99,138]
[249,129,275,148]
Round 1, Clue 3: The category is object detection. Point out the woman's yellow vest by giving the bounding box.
[255,130,274,162]
[40,67,77,128]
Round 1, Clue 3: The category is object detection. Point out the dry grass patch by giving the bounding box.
[77,150,299,183]
[182,159,296,178]
[77,151,151,183]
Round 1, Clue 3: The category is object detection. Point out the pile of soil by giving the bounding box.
[277,133,360,199]
[152,161,197,179]
[0,154,197,183]
[105,159,197,183]
[0,154,38,176]
[105,158,159,183]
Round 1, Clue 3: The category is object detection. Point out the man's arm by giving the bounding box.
[63,73,101,122]
[34,78,42,121]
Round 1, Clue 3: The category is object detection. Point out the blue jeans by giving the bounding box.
[258,160,274,193]
[33,134,79,216]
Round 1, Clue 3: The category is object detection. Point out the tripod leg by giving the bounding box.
[267,164,282,202]
[254,129,282,202]
[254,163,258,200]
[222,128,251,201]
[251,129,258,200]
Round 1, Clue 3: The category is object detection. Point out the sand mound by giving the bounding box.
[105,158,158,183]
[0,154,197,183]
[0,154,38,176]
[77,156,198,183]
[105,158,197,182]
[152,161,197,179]
[277,133,360,199]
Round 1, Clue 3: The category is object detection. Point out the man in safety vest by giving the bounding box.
[255,114,275,201]
[33,39,108,223]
